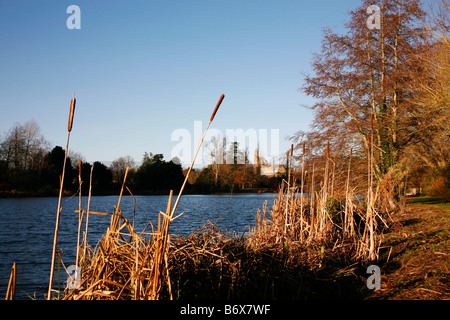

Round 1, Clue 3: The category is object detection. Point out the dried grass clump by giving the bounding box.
[63,216,158,300]
[165,222,326,300]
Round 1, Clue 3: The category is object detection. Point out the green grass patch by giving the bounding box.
[408,196,450,211]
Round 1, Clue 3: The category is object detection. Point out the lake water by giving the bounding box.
[0,193,276,300]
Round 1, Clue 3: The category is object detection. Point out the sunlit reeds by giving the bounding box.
[251,137,386,263]
[43,93,388,300]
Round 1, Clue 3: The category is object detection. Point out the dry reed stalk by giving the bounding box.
[5,262,16,300]
[126,186,136,229]
[110,166,129,231]
[76,160,83,269]
[48,93,76,300]
[150,190,173,299]
[343,147,355,238]
[299,142,306,241]
[83,164,94,260]
[331,156,336,197]
[368,114,377,260]
[318,142,330,240]
[308,163,316,242]
[283,145,293,235]
[170,94,224,221]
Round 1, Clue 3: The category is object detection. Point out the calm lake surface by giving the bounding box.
[0,193,276,299]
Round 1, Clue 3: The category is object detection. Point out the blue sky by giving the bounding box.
[0,0,362,167]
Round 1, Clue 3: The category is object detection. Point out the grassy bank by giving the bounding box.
[366,198,449,299]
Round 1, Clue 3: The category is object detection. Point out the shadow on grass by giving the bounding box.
[408,196,447,205]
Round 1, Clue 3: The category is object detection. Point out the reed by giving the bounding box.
[150,94,225,299]
[299,142,306,241]
[75,160,83,269]
[343,147,355,238]
[5,262,16,300]
[283,145,293,234]
[110,166,129,231]
[48,93,76,300]
[83,163,94,259]
[170,94,224,221]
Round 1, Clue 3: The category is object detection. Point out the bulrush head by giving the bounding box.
[210,94,224,123]
[68,93,76,132]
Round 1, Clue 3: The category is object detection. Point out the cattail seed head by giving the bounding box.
[290,144,293,157]
[68,95,76,132]
[78,160,82,177]
[210,94,224,123]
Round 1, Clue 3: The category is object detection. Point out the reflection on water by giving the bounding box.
[0,193,275,299]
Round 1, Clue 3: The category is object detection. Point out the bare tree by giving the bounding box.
[0,120,48,170]
[406,0,450,172]
[22,120,47,170]
[299,0,427,179]
[110,155,136,183]
[205,134,225,187]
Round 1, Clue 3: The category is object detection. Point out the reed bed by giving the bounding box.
[60,151,385,300]
[251,141,387,263]
[44,94,389,300]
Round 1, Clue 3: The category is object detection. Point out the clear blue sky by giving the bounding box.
[0,0,362,167]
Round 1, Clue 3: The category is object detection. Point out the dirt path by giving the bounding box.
[367,202,449,300]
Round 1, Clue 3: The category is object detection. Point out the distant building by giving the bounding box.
[253,149,285,177]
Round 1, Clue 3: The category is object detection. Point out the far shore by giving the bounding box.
[0,187,278,199]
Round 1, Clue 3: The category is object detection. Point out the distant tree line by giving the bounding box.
[0,123,184,196]
[0,121,282,197]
